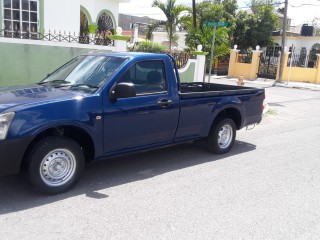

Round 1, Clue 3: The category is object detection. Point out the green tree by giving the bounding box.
[222,0,237,17]
[233,1,277,49]
[152,0,186,52]
[182,1,231,58]
[250,0,275,13]
[221,0,237,45]
[233,10,251,48]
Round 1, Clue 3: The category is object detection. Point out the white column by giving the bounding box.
[193,45,209,82]
[133,24,139,44]
[112,27,130,52]
[114,40,127,52]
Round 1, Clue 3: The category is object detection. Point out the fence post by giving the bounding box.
[228,46,240,78]
[114,39,127,52]
[248,48,262,80]
[315,54,320,84]
[193,45,209,82]
[276,52,289,81]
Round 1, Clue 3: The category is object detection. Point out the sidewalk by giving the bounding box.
[205,75,320,91]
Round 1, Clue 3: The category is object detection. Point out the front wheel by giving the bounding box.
[27,136,85,194]
[207,118,236,154]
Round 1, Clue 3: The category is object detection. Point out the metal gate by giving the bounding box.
[216,54,230,76]
[258,46,281,79]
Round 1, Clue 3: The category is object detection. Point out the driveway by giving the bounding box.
[1,84,320,239]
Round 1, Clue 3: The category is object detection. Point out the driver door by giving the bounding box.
[103,60,179,154]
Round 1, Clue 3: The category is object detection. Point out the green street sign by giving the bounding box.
[205,22,228,27]
[206,21,228,83]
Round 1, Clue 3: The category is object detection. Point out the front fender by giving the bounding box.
[6,96,103,156]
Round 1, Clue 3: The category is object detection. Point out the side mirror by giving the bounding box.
[110,82,136,100]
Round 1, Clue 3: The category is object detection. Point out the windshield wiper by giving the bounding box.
[38,80,71,85]
[69,84,99,89]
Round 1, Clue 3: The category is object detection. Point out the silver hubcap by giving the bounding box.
[218,124,233,149]
[40,149,76,187]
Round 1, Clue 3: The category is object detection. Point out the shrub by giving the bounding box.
[134,41,167,53]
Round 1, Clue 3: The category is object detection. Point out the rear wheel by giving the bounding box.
[27,136,85,194]
[207,118,236,154]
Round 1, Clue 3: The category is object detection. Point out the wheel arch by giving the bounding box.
[22,125,95,169]
[210,107,243,132]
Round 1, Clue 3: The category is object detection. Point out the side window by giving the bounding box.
[118,60,167,95]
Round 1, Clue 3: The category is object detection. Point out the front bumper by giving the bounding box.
[0,137,32,176]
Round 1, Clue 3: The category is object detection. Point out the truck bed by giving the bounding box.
[180,82,261,98]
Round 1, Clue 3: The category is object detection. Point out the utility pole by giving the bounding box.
[278,0,288,83]
[192,0,197,29]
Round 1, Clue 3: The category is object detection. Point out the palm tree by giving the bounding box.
[152,0,186,52]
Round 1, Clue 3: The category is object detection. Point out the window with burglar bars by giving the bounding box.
[3,0,38,37]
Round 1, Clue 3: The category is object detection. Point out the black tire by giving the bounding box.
[207,117,236,154]
[27,136,85,194]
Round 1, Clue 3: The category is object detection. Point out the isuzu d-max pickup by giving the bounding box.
[0,52,265,194]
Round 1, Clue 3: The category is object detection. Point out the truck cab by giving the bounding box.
[0,52,265,194]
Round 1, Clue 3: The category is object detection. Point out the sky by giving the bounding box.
[119,0,320,26]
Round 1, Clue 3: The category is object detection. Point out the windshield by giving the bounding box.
[41,55,127,91]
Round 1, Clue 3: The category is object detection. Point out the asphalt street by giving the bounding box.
[0,82,320,239]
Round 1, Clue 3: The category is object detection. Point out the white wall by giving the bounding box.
[81,0,119,26]
[44,0,80,33]
[152,31,187,50]
[43,0,121,34]
[273,36,320,52]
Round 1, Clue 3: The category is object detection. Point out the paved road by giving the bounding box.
[0,85,320,239]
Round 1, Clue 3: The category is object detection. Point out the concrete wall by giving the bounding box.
[228,50,262,80]
[178,51,208,83]
[228,47,320,84]
[179,60,196,83]
[230,63,253,79]
[276,53,320,84]
[0,38,114,87]
[282,67,318,83]
[152,32,187,50]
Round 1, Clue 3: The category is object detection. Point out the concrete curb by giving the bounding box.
[274,82,320,91]
[263,102,270,115]
[207,75,320,91]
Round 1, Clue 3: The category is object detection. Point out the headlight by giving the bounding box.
[0,112,15,140]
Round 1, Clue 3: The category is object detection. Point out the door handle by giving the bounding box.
[157,99,173,108]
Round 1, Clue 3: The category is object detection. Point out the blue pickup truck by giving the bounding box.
[0,52,265,194]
